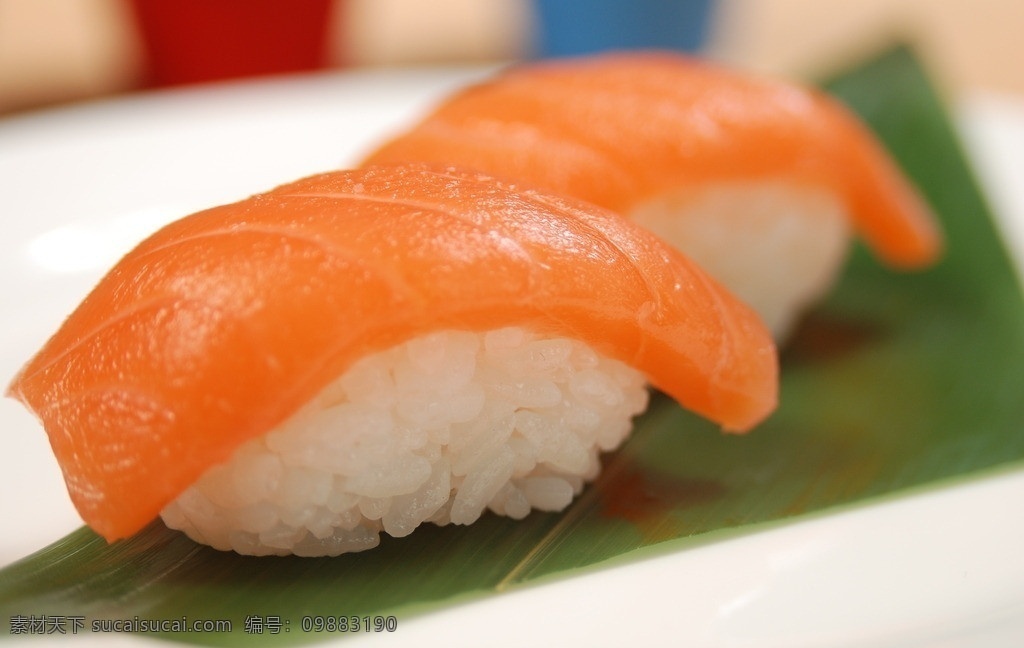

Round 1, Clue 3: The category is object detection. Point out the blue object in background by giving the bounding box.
[530,0,715,58]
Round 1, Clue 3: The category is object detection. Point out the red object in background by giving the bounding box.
[129,0,336,87]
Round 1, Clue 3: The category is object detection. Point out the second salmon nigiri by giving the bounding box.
[363,52,943,337]
[8,164,776,556]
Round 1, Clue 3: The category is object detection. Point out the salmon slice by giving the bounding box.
[363,53,943,337]
[363,52,941,269]
[7,164,776,542]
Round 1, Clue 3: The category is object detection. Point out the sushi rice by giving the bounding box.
[631,182,852,337]
[161,327,648,557]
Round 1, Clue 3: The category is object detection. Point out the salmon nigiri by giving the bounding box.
[8,164,775,556]
[363,52,943,337]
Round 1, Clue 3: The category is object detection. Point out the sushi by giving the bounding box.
[7,164,776,557]
[363,52,943,337]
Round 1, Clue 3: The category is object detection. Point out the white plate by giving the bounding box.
[1,69,1022,647]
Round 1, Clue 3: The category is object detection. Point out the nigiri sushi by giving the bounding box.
[363,52,943,337]
[8,164,776,557]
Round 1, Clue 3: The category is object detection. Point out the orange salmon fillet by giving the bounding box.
[7,165,776,542]
[363,52,941,268]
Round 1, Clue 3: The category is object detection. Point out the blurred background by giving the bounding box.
[0,0,1022,116]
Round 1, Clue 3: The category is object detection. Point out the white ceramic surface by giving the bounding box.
[0,69,1021,647]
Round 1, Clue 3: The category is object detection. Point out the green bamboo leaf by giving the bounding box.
[1,45,1022,646]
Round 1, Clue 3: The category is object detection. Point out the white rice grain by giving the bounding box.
[631,181,851,339]
[160,327,648,556]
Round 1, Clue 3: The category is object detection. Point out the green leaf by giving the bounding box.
[2,45,1022,645]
